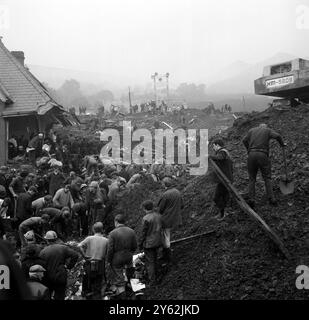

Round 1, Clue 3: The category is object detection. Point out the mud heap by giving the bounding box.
[116,104,309,299]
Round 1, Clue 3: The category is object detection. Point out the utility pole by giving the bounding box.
[151,72,158,106]
[166,72,170,104]
[128,86,132,111]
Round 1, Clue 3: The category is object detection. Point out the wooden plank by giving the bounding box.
[209,158,290,259]
[171,230,216,245]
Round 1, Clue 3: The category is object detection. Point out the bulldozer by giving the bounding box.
[254,58,309,106]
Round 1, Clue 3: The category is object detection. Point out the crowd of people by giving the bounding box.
[0,120,286,300]
[0,138,188,300]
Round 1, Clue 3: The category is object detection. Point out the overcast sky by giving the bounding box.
[1,0,309,87]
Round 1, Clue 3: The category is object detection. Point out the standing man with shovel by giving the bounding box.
[242,123,286,208]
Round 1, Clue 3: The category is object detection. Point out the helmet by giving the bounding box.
[29,264,46,273]
[44,230,57,240]
[24,230,35,241]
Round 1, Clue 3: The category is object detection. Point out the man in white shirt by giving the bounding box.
[78,222,108,299]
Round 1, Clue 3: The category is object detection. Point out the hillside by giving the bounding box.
[115,103,309,299]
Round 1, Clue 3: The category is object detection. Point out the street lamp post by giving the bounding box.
[166,72,170,104]
[151,72,158,107]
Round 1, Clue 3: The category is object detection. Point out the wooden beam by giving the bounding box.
[209,158,290,260]
[171,230,216,245]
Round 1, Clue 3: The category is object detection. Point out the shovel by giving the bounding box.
[279,147,294,195]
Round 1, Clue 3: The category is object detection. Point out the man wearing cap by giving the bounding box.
[157,178,183,266]
[15,186,38,225]
[53,184,74,209]
[27,265,50,300]
[39,230,79,300]
[18,215,50,247]
[32,195,53,216]
[78,222,108,299]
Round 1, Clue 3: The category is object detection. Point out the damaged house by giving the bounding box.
[0,38,76,165]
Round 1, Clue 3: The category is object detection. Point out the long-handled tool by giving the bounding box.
[279,147,294,195]
[209,158,290,260]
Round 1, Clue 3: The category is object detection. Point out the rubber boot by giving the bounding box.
[265,179,277,206]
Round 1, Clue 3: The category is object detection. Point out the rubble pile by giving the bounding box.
[116,104,309,299]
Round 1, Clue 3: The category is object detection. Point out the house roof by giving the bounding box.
[0,38,64,117]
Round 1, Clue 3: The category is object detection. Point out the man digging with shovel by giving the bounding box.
[242,123,287,208]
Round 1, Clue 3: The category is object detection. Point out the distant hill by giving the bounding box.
[27,52,304,112]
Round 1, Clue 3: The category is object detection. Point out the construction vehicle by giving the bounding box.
[254,58,309,106]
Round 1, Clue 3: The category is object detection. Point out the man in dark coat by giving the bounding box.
[107,214,137,296]
[39,230,79,300]
[157,178,183,265]
[242,123,286,207]
[139,200,162,285]
[21,243,46,278]
[15,186,38,225]
[18,215,50,247]
[209,139,233,220]
[85,181,105,230]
